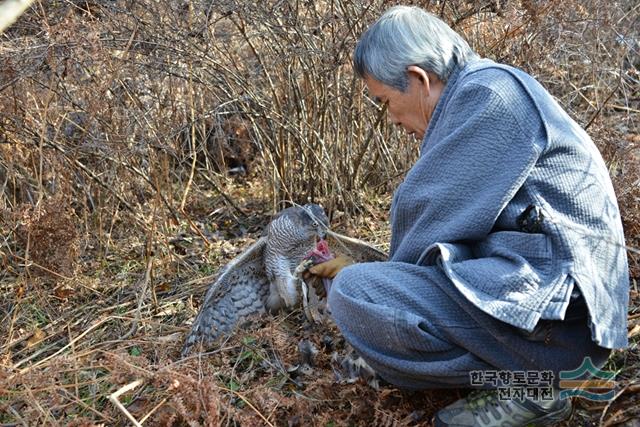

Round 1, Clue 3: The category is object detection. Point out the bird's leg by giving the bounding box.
[295,259,324,323]
[274,272,298,308]
[294,258,315,276]
[266,256,300,311]
[266,280,285,312]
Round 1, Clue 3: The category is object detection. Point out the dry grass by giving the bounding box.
[1,0,639,425]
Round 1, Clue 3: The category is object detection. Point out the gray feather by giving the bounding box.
[182,238,269,356]
[182,204,387,356]
[325,230,387,262]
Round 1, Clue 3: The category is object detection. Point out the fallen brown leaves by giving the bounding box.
[0,0,638,425]
[14,194,80,281]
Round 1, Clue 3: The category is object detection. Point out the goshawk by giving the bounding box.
[182,204,386,355]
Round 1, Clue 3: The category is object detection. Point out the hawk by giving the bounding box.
[182,204,387,355]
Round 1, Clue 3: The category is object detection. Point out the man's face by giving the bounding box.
[365,72,430,141]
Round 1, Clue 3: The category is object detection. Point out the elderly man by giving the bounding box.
[309,5,629,427]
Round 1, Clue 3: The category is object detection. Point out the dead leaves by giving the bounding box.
[25,328,45,348]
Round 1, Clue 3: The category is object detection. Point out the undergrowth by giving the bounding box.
[1,0,638,425]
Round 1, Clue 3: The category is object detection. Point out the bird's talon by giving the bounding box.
[295,258,315,275]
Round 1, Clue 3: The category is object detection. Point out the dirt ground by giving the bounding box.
[1,0,639,425]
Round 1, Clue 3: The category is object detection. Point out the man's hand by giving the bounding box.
[307,254,353,279]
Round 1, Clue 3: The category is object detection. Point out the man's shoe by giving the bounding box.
[433,390,572,426]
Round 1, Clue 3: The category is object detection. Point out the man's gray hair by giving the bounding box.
[354,6,477,90]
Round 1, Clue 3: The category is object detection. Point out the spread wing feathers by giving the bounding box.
[182,229,386,356]
[182,237,270,356]
[325,230,388,262]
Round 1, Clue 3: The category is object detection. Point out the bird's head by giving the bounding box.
[301,203,329,241]
[266,204,329,251]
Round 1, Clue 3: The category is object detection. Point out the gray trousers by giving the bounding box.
[328,262,611,389]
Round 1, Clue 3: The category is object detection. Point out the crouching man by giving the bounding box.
[309,6,629,426]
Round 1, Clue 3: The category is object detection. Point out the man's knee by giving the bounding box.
[328,263,371,307]
[327,263,381,333]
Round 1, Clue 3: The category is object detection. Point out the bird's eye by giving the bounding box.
[312,222,318,227]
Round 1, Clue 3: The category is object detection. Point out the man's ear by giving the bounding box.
[407,65,430,91]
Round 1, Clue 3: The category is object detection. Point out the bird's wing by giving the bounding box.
[182,237,269,356]
[325,229,388,262]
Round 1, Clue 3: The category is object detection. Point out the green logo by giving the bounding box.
[559,357,615,401]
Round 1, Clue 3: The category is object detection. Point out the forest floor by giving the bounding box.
[1,0,639,425]
[1,178,639,426]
